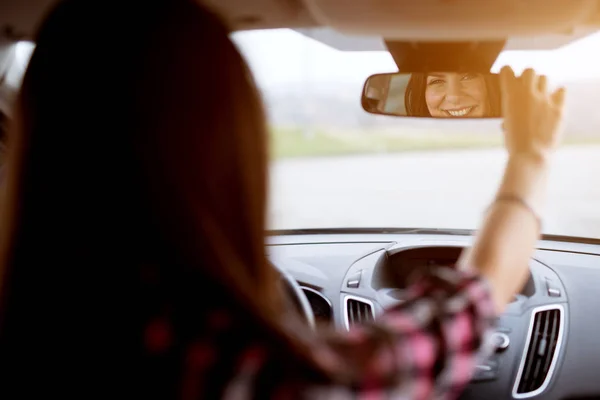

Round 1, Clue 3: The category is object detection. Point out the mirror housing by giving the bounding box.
[362,72,502,118]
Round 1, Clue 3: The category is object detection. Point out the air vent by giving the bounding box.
[513,305,564,398]
[344,295,374,329]
[301,287,333,324]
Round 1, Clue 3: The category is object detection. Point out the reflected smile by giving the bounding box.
[442,106,476,117]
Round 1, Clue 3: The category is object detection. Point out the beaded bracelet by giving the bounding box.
[491,194,542,233]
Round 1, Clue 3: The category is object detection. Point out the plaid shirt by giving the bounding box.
[144,268,496,399]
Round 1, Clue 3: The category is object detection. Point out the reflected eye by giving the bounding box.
[461,73,478,81]
[427,79,444,86]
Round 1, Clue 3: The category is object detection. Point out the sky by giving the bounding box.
[232,29,600,90]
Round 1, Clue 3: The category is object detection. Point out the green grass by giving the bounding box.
[270,127,600,159]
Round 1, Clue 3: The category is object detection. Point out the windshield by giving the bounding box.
[6,32,600,239]
[233,29,600,239]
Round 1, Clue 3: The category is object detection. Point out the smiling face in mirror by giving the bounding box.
[362,71,502,118]
[424,72,488,117]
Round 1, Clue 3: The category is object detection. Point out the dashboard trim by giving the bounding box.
[343,294,375,331]
[268,231,600,399]
[511,304,565,399]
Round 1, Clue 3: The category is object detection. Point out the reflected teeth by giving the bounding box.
[446,107,473,117]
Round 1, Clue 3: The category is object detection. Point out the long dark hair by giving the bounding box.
[0,0,326,393]
[404,72,501,117]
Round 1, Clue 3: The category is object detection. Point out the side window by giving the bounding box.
[0,41,34,173]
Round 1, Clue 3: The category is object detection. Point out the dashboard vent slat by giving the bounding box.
[514,306,564,398]
[345,296,374,329]
[542,310,560,375]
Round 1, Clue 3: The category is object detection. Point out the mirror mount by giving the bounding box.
[384,40,506,72]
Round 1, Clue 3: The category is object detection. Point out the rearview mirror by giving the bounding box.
[362,72,501,118]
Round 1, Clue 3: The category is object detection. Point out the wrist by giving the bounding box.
[507,151,551,168]
[492,194,543,233]
[501,153,550,213]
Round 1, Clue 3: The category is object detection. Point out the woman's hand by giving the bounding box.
[501,66,566,161]
[459,67,567,313]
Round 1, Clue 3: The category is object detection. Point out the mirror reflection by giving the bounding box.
[362,72,501,118]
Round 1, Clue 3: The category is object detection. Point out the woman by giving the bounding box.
[405,72,502,117]
[0,0,565,398]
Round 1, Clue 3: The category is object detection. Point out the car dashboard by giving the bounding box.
[267,229,600,400]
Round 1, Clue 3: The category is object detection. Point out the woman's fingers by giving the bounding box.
[500,66,565,111]
[551,87,566,108]
[521,68,536,90]
[537,75,548,95]
[500,66,516,104]
[501,65,515,77]
[500,66,515,86]
[500,65,566,158]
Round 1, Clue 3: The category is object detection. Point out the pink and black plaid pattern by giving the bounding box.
[146,268,496,399]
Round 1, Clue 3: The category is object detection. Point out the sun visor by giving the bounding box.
[302,0,599,41]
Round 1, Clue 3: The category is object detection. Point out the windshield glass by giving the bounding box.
[233,29,600,239]
[6,32,600,239]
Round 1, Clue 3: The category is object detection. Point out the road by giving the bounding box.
[269,145,600,239]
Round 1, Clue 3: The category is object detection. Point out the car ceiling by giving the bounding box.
[207,0,600,50]
[1,0,600,50]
